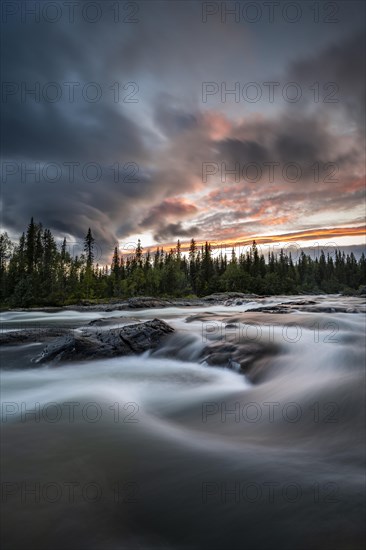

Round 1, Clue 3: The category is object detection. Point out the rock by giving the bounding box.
[127,297,172,309]
[246,305,291,314]
[203,292,258,303]
[33,319,174,364]
[87,316,141,327]
[0,327,69,346]
[200,339,279,383]
[285,300,316,305]
[126,297,208,308]
[304,305,348,313]
[96,319,174,351]
[247,302,363,314]
[204,352,233,366]
[184,312,216,323]
[33,333,111,364]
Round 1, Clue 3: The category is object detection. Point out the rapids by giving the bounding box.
[1,295,365,549]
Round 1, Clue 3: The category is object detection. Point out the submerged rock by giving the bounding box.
[200,339,279,383]
[33,318,174,364]
[246,305,291,314]
[0,327,69,346]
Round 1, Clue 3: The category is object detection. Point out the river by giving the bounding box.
[1,295,365,549]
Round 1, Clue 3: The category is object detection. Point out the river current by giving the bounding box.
[1,295,365,549]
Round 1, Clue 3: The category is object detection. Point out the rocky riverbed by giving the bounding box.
[1,294,365,379]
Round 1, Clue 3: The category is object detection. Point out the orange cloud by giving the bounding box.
[202,111,232,141]
[147,225,366,254]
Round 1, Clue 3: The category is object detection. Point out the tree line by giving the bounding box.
[0,218,365,307]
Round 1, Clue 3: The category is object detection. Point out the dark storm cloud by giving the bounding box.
[217,139,268,165]
[2,177,132,256]
[139,198,198,242]
[211,29,365,186]
[154,97,198,138]
[215,112,362,182]
[1,1,365,255]
[140,198,198,228]
[287,30,366,132]
[3,101,147,162]
[1,1,226,253]
[153,223,193,243]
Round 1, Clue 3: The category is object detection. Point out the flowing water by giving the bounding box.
[1,296,365,549]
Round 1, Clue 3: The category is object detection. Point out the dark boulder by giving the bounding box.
[87,316,141,327]
[0,327,69,346]
[127,297,172,309]
[246,305,291,314]
[200,339,279,383]
[33,318,174,364]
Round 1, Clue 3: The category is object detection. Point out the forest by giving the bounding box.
[0,219,365,307]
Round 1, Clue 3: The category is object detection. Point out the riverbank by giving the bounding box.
[2,289,365,313]
[0,292,258,312]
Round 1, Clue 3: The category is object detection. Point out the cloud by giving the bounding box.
[140,198,198,227]
[140,198,198,242]
[287,30,365,133]
[1,3,365,259]
[153,223,194,242]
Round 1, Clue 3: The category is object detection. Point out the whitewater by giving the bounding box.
[1,295,365,549]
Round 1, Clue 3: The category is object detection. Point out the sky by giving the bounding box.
[1,0,365,261]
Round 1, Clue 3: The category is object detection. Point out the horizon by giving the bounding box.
[4,218,366,266]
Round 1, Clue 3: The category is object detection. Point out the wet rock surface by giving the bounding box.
[127,297,203,308]
[246,305,291,314]
[0,327,69,346]
[87,316,141,327]
[246,299,365,314]
[33,319,174,364]
[199,339,280,383]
